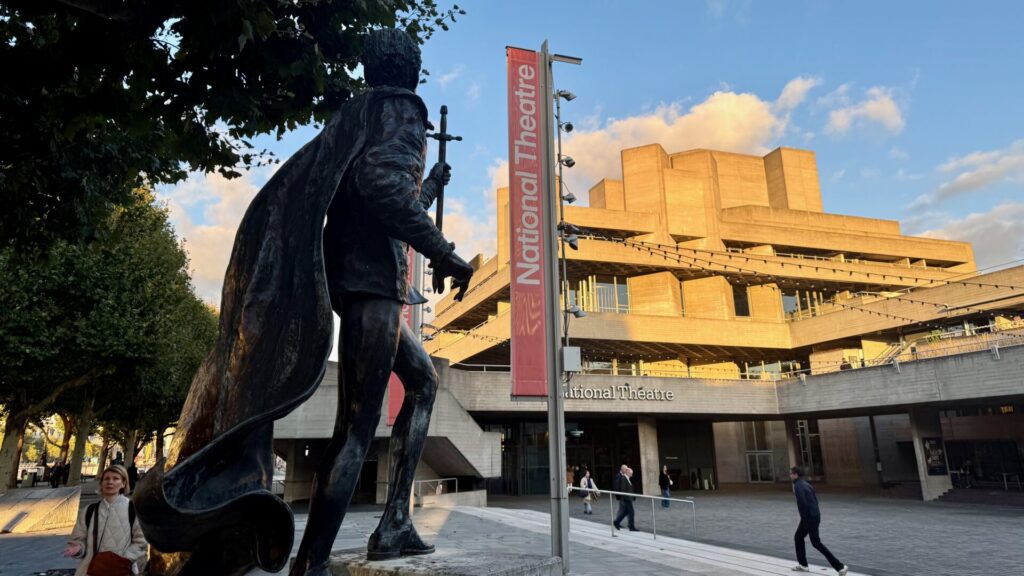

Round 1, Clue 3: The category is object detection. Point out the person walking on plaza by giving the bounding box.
[613,465,637,531]
[63,464,148,576]
[790,467,848,575]
[658,464,673,509]
[579,468,599,514]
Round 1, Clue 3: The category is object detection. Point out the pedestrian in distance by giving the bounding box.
[658,464,673,509]
[790,466,848,575]
[579,468,599,514]
[613,465,638,531]
[63,464,148,576]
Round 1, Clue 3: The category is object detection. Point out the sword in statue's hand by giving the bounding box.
[426,105,462,233]
[426,105,472,301]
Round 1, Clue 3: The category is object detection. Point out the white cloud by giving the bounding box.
[824,86,905,135]
[559,81,804,195]
[816,83,851,109]
[830,169,846,182]
[466,81,481,102]
[921,203,1024,269]
[774,76,822,113]
[896,168,923,181]
[437,64,464,89]
[159,169,268,303]
[890,146,910,160]
[911,140,1024,208]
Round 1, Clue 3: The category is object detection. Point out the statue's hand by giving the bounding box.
[431,248,474,302]
[428,162,452,186]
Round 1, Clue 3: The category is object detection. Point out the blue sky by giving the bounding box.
[159,1,1024,303]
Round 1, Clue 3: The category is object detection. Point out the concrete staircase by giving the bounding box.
[422,385,501,478]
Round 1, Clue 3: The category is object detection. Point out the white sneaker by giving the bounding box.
[791,566,810,572]
[838,567,849,576]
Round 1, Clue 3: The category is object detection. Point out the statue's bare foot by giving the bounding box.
[366,522,435,560]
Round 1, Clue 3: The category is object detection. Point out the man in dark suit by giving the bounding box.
[613,465,638,531]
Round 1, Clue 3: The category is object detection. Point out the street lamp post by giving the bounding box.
[540,40,581,575]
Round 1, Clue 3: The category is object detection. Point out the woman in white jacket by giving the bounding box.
[63,464,148,575]
[579,469,599,515]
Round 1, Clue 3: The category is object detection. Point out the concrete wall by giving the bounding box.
[628,272,682,316]
[778,344,1024,416]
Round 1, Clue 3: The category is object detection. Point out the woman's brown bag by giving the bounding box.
[87,551,133,576]
[87,506,134,576]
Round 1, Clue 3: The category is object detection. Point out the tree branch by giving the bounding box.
[13,367,110,423]
[53,0,136,22]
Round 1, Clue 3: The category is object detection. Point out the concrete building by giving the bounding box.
[275,144,1024,502]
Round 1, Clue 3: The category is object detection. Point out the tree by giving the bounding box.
[0,0,464,247]
[0,189,212,488]
[98,297,218,466]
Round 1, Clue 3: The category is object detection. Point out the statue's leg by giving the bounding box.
[367,322,439,559]
[289,296,402,576]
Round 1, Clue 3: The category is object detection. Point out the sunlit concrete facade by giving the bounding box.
[421,144,1024,500]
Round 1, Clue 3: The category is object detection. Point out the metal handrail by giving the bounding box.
[569,486,696,540]
[413,477,458,502]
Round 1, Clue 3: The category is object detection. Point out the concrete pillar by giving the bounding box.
[681,276,735,319]
[497,186,509,267]
[283,439,325,503]
[637,416,660,497]
[909,408,953,501]
[375,440,392,505]
[627,271,682,316]
[784,419,800,471]
[748,284,783,321]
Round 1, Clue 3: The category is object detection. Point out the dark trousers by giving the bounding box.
[795,516,843,570]
[614,499,636,529]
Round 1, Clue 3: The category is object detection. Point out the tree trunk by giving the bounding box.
[58,413,73,465]
[0,414,28,492]
[124,429,138,465]
[154,428,165,463]
[68,396,95,486]
[99,436,110,473]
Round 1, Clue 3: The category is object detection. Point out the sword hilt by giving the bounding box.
[426,105,462,234]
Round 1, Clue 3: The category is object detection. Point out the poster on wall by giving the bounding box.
[922,437,948,475]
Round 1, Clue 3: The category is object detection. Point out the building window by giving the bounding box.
[733,284,750,317]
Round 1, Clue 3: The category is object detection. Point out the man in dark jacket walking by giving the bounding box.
[613,465,638,531]
[790,467,848,575]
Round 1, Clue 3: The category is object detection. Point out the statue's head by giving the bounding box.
[362,28,421,91]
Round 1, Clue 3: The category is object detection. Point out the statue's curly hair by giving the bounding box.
[362,28,421,91]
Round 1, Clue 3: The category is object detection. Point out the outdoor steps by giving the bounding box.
[0,487,80,534]
[455,506,871,576]
[422,386,501,478]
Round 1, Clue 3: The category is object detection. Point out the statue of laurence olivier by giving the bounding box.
[134,28,474,576]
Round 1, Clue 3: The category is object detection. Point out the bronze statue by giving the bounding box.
[134,28,474,576]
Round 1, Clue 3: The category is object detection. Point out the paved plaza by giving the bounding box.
[2,487,1023,576]
[496,486,1024,576]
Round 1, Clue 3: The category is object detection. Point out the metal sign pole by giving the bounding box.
[540,39,570,574]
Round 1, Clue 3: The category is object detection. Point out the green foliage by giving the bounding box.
[0,0,463,247]
[0,189,214,436]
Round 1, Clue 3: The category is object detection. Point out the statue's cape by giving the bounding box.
[134,87,426,575]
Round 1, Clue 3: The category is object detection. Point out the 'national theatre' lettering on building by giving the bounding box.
[507,47,550,397]
[564,382,676,401]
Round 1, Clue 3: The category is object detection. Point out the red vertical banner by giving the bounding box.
[507,47,550,397]
[387,246,417,424]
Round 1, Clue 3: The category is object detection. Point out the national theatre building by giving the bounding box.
[276,144,1024,503]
